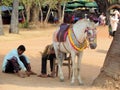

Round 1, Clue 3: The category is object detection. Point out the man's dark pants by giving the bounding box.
[5,56,30,73]
[41,54,56,74]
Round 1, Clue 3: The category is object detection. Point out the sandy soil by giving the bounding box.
[0,25,112,90]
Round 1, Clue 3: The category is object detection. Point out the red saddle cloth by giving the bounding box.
[57,23,70,42]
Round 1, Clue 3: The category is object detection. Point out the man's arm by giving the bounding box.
[2,58,7,72]
[16,55,27,71]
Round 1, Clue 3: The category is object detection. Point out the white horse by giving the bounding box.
[53,19,97,85]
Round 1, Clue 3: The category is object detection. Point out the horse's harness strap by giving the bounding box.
[71,28,81,44]
[68,28,88,51]
[62,43,70,53]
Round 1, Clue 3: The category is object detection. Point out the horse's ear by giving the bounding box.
[88,16,93,22]
[88,15,99,25]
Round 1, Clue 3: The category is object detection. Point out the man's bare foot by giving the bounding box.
[29,71,37,75]
[16,72,25,78]
[47,72,55,78]
[37,74,48,78]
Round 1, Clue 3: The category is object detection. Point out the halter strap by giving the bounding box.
[62,43,70,53]
[71,28,81,44]
[85,27,96,38]
[85,27,93,32]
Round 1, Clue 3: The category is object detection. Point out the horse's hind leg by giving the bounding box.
[77,51,84,85]
[57,52,64,81]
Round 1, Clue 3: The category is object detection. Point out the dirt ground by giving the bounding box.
[0,25,112,90]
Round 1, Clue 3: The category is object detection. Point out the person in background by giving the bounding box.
[113,9,120,19]
[38,44,56,78]
[2,45,36,78]
[109,10,119,36]
[99,13,106,26]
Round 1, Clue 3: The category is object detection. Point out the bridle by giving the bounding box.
[85,27,97,44]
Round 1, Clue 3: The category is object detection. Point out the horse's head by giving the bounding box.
[88,14,100,26]
[85,27,97,49]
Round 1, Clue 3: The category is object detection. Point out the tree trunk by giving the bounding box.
[57,2,62,23]
[25,5,31,24]
[9,0,19,34]
[30,4,39,23]
[61,2,66,24]
[37,2,44,26]
[95,0,109,14]
[0,9,4,35]
[39,5,43,24]
[93,22,120,89]
[95,0,110,25]
[44,7,51,23]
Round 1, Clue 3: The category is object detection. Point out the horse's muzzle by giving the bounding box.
[90,43,97,49]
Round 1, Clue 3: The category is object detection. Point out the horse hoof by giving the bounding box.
[60,79,64,82]
[59,76,64,82]
[70,82,74,86]
[79,83,84,86]
[70,81,75,85]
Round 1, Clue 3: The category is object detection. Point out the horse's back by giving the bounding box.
[53,23,70,42]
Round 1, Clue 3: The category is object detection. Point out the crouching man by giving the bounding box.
[2,45,36,78]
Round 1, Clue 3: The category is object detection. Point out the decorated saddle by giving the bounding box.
[56,23,70,42]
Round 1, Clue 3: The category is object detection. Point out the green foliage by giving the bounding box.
[19,21,29,28]
[34,0,45,6]
[43,0,58,9]
[20,0,33,4]
[20,0,33,7]
[108,0,120,4]
[2,0,13,6]
[60,0,72,5]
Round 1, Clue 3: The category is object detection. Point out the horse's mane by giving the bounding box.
[75,19,88,23]
[74,19,95,29]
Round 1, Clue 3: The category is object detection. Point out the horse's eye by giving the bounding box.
[88,32,91,35]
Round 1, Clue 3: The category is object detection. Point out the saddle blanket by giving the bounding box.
[56,23,70,42]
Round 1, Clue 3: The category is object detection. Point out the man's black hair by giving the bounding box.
[17,45,26,51]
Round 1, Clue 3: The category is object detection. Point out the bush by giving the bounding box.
[19,21,29,28]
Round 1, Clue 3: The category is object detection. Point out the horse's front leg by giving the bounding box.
[57,53,64,81]
[71,53,76,85]
[77,51,84,85]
